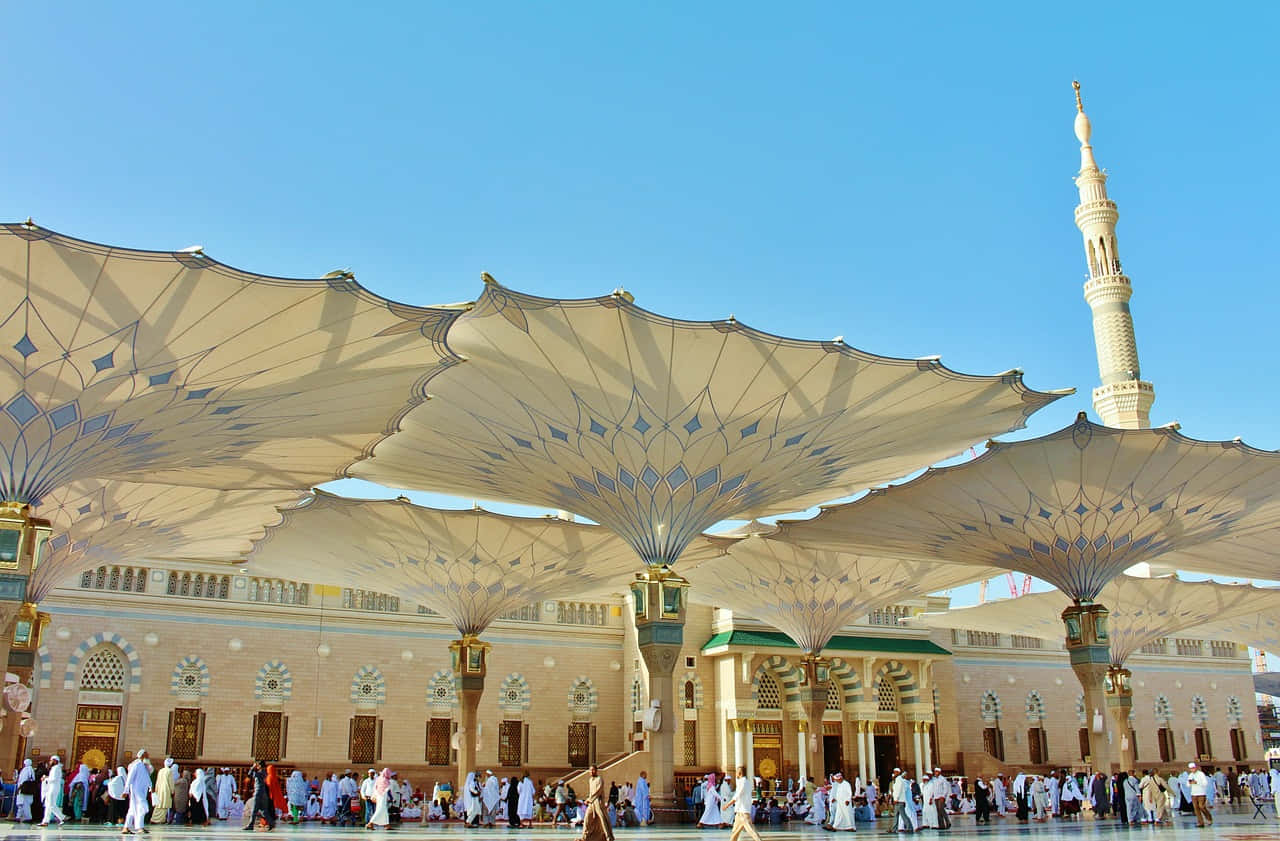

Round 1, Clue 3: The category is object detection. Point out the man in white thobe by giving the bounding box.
[633,772,652,825]
[829,771,856,831]
[891,769,913,832]
[517,774,535,823]
[1046,772,1060,816]
[39,755,67,826]
[992,774,1009,816]
[481,770,501,827]
[216,768,234,820]
[724,766,763,841]
[123,750,153,834]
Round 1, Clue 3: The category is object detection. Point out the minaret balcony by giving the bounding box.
[1084,273,1132,304]
[1074,200,1118,228]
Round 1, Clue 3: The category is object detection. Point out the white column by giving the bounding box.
[922,724,933,773]
[912,723,924,782]
[798,724,808,782]
[857,723,868,785]
[867,725,877,786]
[733,720,746,770]
[746,724,755,778]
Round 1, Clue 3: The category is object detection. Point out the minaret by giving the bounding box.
[1073,81,1154,428]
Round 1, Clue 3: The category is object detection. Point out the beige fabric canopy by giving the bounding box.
[0,223,464,502]
[907,574,1280,665]
[684,534,997,654]
[249,490,682,636]
[29,481,301,601]
[776,415,1280,600]
[352,278,1068,567]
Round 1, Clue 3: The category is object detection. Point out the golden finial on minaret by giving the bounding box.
[1073,80,1084,113]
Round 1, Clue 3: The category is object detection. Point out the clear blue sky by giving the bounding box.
[5,5,1278,615]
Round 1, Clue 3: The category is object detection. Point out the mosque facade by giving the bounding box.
[15,566,1260,790]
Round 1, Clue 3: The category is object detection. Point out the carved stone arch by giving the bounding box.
[872,660,918,703]
[350,665,386,706]
[1190,695,1208,725]
[1025,690,1047,723]
[498,673,531,714]
[567,676,598,719]
[827,658,863,705]
[427,669,458,712]
[979,690,1002,723]
[254,660,293,703]
[64,632,141,692]
[170,655,210,699]
[751,655,801,711]
[1154,694,1173,723]
[680,671,704,710]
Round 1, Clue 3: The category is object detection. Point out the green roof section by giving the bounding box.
[700,629,951,656]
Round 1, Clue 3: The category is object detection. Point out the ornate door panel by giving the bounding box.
[499,720,523,766]
[349,715,379,764]
[167,708,204,761]
[426,718,451,765]
[252,711,286,761]
[567,722,591,768]
[73,705,120,769]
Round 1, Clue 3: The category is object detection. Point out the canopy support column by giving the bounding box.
[449,635,491,794]
[799,654,829,782]
[797,720,808,783]
[0,502,50,769]
[631,569,689,815]
[856,721,869,786]
[1062,603,1116,773]
[1105,665,1135,771]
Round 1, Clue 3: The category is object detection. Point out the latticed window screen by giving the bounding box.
[682,720,697,766]
[349,715,380,764]
[426,719,451,765]
[567,722,591,768]
[826,687,842,711]
[260,669,286,703]
[631,680,641,713]
[876,679,898,712]
[683,682,696,709]
[176,665,203,700]
[499,720,523,766]
[251,711,286,761]
[756,673,781,709]
[167,707,204,760]
[80,648,126,691]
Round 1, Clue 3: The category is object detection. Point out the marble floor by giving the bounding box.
[4,807,1278,841]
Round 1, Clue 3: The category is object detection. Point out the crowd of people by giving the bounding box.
[6,752,1278,833]
[680,762,1280,831]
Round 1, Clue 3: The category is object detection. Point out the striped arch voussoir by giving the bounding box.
[169,655,211,697]
[36,644,52,689]
[350,665,387,705]
[63,632,142,692]
[498,672,531,713]
[827,658,863,704]
[753,655,802,708]
[680,671,705,709]
[566,676,598,714]
[254,659,293,701]
[873,659,918,703]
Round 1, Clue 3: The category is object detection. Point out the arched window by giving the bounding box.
[631,679,641,714]
[877,679,898,712]
[826,686,843,711]
[683,681,696,710]
[122,568,134,592]
[179,573,191,596]
[80,647,126,692]
[108,567,121,590]
[756,673,782,710]
[95,567,107,589]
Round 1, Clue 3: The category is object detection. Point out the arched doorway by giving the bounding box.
[72,645,128,768]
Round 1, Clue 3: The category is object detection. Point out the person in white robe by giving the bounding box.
[806,784,828,825]
[39,756,67,826]
[481,770,500,827]
[319,774,338,822]
[696,774,724,827]
[517,774,536,822]
[633,771,652,825]
[921,774,939,829]
[1030,776,1050,821]
[214,769,233,820]
[992,773,1009,816]
[123,751,153,835]
[829,772,856,831]
[15,758,34,822]
[1047,773,1061,816]
[462,772,482,826]
[1059,774,1083,819]
[719,775,734,822]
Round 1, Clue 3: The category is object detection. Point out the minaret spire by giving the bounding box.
[1073,81,1154,428]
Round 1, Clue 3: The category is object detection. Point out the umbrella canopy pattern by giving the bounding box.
[249,491,669,636]
[28,480,301,602]
[907,574,1280,666]
[352,278,1067,567]
[775,415,1280,601]
[0,222,464,502]
[684,534,997,654]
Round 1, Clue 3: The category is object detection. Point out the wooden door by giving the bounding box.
[426,718,451,765]
[753,734,782,781]
[499,720,523,766]
[349,715,379,764]
[167,707,204,761]
[73,704,120,769]
[567,722,590,768]
[251,711,286,761]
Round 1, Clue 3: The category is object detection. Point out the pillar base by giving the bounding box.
[1062,603,1116,773]
[1104,665,1135,771]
